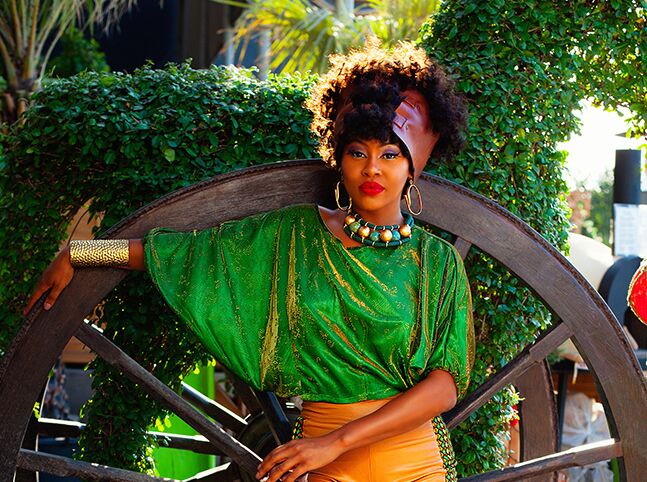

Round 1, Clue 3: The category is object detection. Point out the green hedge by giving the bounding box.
[0,63,317,471]
[47,26,110,78]
[420,0,645,475]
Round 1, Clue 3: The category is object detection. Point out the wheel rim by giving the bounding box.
[2,160,645,481]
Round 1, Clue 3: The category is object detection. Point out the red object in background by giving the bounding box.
[628,260,647,325]
[510,404,519,427]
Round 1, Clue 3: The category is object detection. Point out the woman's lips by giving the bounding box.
[359,181,385,195]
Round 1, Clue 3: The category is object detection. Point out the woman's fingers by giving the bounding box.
[257,450,289,479]
[280,465,309,482]
[266,462,290,482]
[257,444,289,476]
[257,443,300,481]
[23,248,74,315]
[257,435,343,481]
[44,280,67,310]
[264,462,307,482]
[23,283,50,315]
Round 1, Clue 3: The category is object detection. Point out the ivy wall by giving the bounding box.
[420,0,645,474]
[0,64,317,471]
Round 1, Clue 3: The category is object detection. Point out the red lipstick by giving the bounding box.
[359,181,385,195]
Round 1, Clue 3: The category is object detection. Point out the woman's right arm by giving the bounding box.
[23,239,145,314]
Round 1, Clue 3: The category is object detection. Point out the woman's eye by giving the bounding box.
[348,150,366,158]
[383,151,401,160]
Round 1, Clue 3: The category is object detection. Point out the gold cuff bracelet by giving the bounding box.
[69,239,130,268]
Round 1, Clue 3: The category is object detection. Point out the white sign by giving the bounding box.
[613,203,647,256]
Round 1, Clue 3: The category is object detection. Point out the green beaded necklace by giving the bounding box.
[343,211,414,247]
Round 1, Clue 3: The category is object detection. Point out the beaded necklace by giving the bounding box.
[343,211,414,248]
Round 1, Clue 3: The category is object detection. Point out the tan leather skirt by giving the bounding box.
[299,398,454,482]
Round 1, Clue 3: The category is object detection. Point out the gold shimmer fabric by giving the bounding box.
[144,204,474,402]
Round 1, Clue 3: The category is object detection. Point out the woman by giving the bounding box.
[25,43,473,482]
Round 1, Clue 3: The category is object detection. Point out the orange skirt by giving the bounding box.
[299,398,455,482]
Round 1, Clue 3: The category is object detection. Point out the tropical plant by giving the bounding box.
[0,64,317,472]
[214,0,440,74]
[0,0,136,124]
[48,25,110,78]
[420,0,645,475]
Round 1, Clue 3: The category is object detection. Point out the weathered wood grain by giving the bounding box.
[0,272,126,480]
[3,160,646,481]
[452,237,472,260]
[17,449,179,481]
[14,415,38,482]
[36,418,217,455]
[75,322,261,475]
[514,361,559,482]
[459,439,622,482]
[181,381,247,433]
[445,322,572,429]
[183,464,238,482]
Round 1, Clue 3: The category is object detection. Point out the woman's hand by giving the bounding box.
[23,247,75,315]
[256,433,344,482]
[22,239,145,315]
[256,370,457,481]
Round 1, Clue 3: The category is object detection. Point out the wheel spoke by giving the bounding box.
[222,367,263,415]
[514,361,558,466]
[36,418,219,455]
[445,322,572,429]
[152,432,219,455]
[183,464,237,482]
[453,237,472,259]
[75,322,261,475]
[36,418,82,438]
[222,367,292,445]
[254,391,293,444]
[17,449,178,481]
[458,439,622,481]
[181,382,247,433]
[16,414,39,482]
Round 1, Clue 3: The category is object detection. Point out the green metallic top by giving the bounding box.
[144,204,474,403]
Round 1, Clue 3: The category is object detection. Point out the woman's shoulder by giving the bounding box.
[221,203,317,227]
[275,203,318,217]
[413,225,463,266]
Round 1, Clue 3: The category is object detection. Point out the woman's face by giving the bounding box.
[340,138,410,223]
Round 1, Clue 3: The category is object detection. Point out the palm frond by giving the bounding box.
[215,0,441,74]
[86,0,138,33]
[365,0,439,46]
[1,0,137,123]
[22,0,39,80]
[9,0,23,54]
[0,14,17,52]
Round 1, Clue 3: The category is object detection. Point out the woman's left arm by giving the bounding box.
[256,369,457,482]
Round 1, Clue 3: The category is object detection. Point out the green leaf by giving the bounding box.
[162,148,176,162]
[101,76,116,88]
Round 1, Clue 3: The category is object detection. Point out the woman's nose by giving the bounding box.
[362,155,381,176]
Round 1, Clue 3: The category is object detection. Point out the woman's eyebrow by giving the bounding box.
[348,139,369,147]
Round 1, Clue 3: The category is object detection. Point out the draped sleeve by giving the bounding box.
[143,207,297,393]
[407,236,475,400]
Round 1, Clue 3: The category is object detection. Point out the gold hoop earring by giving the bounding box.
[405,179,423,216]
[335,181,352,212]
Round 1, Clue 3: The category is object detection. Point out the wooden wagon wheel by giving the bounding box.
[1,160,646,481]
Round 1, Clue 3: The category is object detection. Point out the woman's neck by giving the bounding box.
[353,205,405,226]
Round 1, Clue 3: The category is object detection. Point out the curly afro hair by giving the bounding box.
[307,41,467,170]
